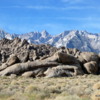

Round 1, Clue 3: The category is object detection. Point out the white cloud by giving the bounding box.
[0,5,98,10]
[61,6,96,10]
[57,16,100,22]
[0,5,58,10]
[26,6,58,10]
[24,6,97,10]
[61,0,84,4]
[57,17,93,21]
[83,23,100,29]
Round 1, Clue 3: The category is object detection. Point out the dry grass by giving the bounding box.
[0,74,100,100]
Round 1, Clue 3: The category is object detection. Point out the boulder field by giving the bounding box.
[0,38,100,78]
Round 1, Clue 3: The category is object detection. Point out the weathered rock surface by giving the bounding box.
[83,61,98,74]
[0,38,100,78]
[6,54,20,65]
[22,71,35,78]
[44,64,84,78]
[0,61,59,76]
[79,52,99,62]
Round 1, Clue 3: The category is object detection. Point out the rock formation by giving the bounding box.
[0,38,100,78]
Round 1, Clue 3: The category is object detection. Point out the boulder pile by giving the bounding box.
[0,38,100,78]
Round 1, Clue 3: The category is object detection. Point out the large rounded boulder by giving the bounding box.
[80,52,99,62]
[57,52,79,64]
[83,61,98,74]
[22,71,35,78]
[6,54,20,66]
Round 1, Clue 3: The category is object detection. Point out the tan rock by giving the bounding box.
[84,61,98,74]
[80,52,99,62]
[91,90,100,100]
[0,63,8,71]
[58,52,79,64]
[0,61,59,76]
[44,64,84,78]
[22,71,35,78]
[6,54,19,66]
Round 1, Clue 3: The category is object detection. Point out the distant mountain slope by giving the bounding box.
[19,30,52,44]
[0,30,18,40]
[47,30,100,53]
[0,29,100,53]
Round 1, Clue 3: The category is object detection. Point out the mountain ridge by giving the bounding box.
[0,29,100,53]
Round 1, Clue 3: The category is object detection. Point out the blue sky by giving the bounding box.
[0,0,100,35]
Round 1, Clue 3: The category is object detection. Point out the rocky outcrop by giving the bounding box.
[79,52,99,62]
[0,38,100,78]
[84,61,98,74]
[0,61,59,76]
[44,64,84,78]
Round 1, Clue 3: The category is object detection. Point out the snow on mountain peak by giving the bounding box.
[0,29,100,53]
[41,30,49,38]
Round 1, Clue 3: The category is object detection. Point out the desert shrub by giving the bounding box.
[53,94,89,100]
[93,82,100,90]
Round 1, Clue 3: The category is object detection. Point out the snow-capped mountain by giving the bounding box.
[19,30,52,44]
[47,30,100,52]
[0,30,18,40]
[0,29,100,53]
